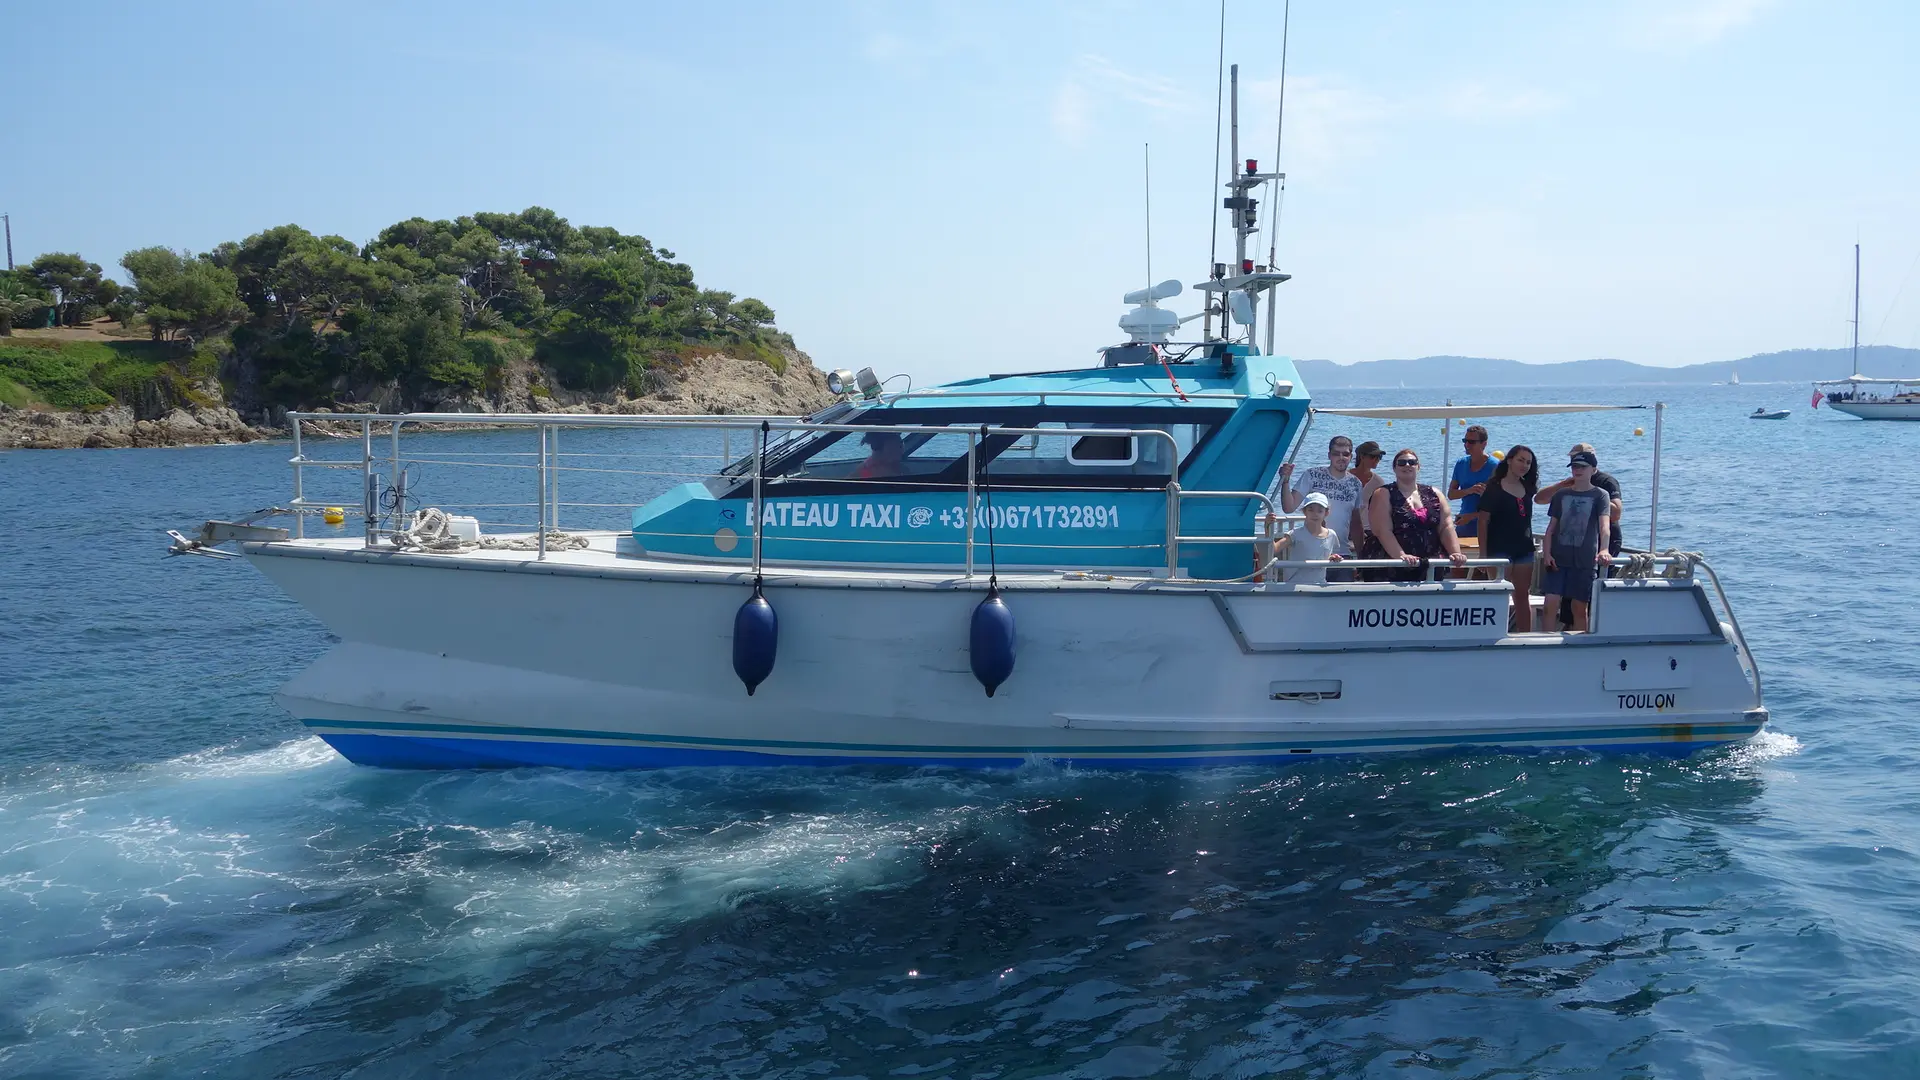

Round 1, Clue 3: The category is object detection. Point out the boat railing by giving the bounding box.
[1685,556,1764,707]
[277,413,1756,650]
[287,411,1286,576]
[1264,557,1512,582]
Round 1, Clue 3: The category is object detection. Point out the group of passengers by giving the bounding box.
[1273,428,1624,633]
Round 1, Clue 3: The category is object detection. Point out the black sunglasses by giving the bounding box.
[1393,458,1419,467]
[1463,437,1485,444]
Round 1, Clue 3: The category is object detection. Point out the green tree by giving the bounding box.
[27,252,109,326]
[121,247,246,345]
[370,216,545,329]
[474,206,577,262]
[210,225,384,332]
[0,271,51,335]
[730,297,775,328]
[341,282,474,389]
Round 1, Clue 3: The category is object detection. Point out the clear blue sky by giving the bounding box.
[9,1,1917,384]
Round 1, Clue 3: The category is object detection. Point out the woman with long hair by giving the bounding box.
[1357,449,1466,582]
[1476,444,1540,631]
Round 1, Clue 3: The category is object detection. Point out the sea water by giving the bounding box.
[2,384,1916,1078]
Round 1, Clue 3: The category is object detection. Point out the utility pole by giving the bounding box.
[3,214,12,271]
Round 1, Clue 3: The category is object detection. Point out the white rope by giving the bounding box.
[391,507,590,553]
[1616,548,1702,580]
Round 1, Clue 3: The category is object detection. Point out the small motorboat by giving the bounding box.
[1750,407,1791,420]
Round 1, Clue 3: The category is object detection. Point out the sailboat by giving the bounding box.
[1814,245,1920,420]
[1728,367,1739,386]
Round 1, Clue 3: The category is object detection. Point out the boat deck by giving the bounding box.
[261,531,1512,593]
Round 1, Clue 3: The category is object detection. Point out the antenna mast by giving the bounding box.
[1852,242,1861,376]
[1231,63,1243,296]
[1264,0,1291,355]
[1144,144,1153,295]
[1203,0,1227,341]
[3,214,11,272]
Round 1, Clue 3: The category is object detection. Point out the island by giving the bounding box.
[0,207,834,449]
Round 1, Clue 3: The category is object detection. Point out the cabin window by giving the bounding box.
[990,421,1206,479]
[761,427,978,487]
[1068,434,1137,466]
[710,407,1231,497]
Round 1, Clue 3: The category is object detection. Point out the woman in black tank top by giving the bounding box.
[1477,445,1539,631]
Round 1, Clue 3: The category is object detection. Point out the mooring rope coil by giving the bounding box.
[1616,548,1703,580]
[391,507,589,553]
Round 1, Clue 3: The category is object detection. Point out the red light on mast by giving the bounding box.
[1246,158,1258,175]
[1241,259,1255,274]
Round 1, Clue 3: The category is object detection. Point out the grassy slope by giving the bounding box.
[0,337,217,411]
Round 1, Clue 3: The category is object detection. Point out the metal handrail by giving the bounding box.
[294,413,1190,572]
[882,389,1249,404]
[1265,556,1513,584]
[1691,557,1764,707]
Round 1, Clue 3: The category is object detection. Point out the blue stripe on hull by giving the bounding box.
[315,725,1761,771]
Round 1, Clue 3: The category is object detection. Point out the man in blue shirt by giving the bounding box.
[1448,425,1496,539]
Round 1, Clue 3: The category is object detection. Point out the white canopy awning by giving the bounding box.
[1815,374,1916,385]
[1311,404,1646,420]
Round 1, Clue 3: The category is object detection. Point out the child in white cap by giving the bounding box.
[1275,492,1345,584]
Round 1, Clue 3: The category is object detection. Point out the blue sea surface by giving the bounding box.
[2,383,1915,1078]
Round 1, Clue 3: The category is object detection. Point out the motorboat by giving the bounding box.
[1749,408,1790,420]
[171,75,1766,770]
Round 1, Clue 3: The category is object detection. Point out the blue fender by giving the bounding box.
[733,586,778,695]
[969,589,1016,697]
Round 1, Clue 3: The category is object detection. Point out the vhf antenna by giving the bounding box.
[1264,0,1291,356]
[1144,143,1153,297]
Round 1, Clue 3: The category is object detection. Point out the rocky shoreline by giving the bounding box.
[1,349,838,450]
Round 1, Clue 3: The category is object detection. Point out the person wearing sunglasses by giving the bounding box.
[1448,425,1495,538]
[1351,441,1387,554]
[1447,424,1497,580]
[1277,434,1365,571]
[1356,449,1467,582]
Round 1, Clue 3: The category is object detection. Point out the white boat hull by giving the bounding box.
[246,541,1766,768]
[1826,400,1920,420]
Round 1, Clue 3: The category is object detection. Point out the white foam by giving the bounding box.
[157,737,342,780]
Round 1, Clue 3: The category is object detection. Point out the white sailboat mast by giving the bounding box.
[1852,243,1861,377]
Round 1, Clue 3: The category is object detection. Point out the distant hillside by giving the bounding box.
[1296,346,1920,388]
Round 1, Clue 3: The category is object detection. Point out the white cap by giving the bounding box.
[1301,492,1331,510]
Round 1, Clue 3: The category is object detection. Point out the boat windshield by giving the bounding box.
[705,406,1230,496]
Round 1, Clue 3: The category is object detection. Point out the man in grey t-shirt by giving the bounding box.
[1540,451,1613,632]
[1277,434,1363,557]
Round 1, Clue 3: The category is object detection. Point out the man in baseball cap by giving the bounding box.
[1541,451,1613,632]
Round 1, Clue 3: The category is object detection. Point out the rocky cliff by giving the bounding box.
[1,344,837,450]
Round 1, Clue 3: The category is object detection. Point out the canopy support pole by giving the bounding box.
[1649,402,1664,550]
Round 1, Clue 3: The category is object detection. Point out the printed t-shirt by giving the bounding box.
[1290,466,1361,554]
[1549,487,1610,569]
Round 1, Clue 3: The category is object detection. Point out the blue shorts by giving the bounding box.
[1455,517,1479,538]
[1501,552,1534,565]
[1541,562,1596,600]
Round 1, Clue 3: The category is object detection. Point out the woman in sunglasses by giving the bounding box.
[1357,450,1467,582]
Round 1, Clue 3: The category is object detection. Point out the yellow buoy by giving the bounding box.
[1386,421,1393,427]
[1458,418,1466,425]
[1633,427,1645,437]
[1491,450,1504,460]
[323,507,346,525]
